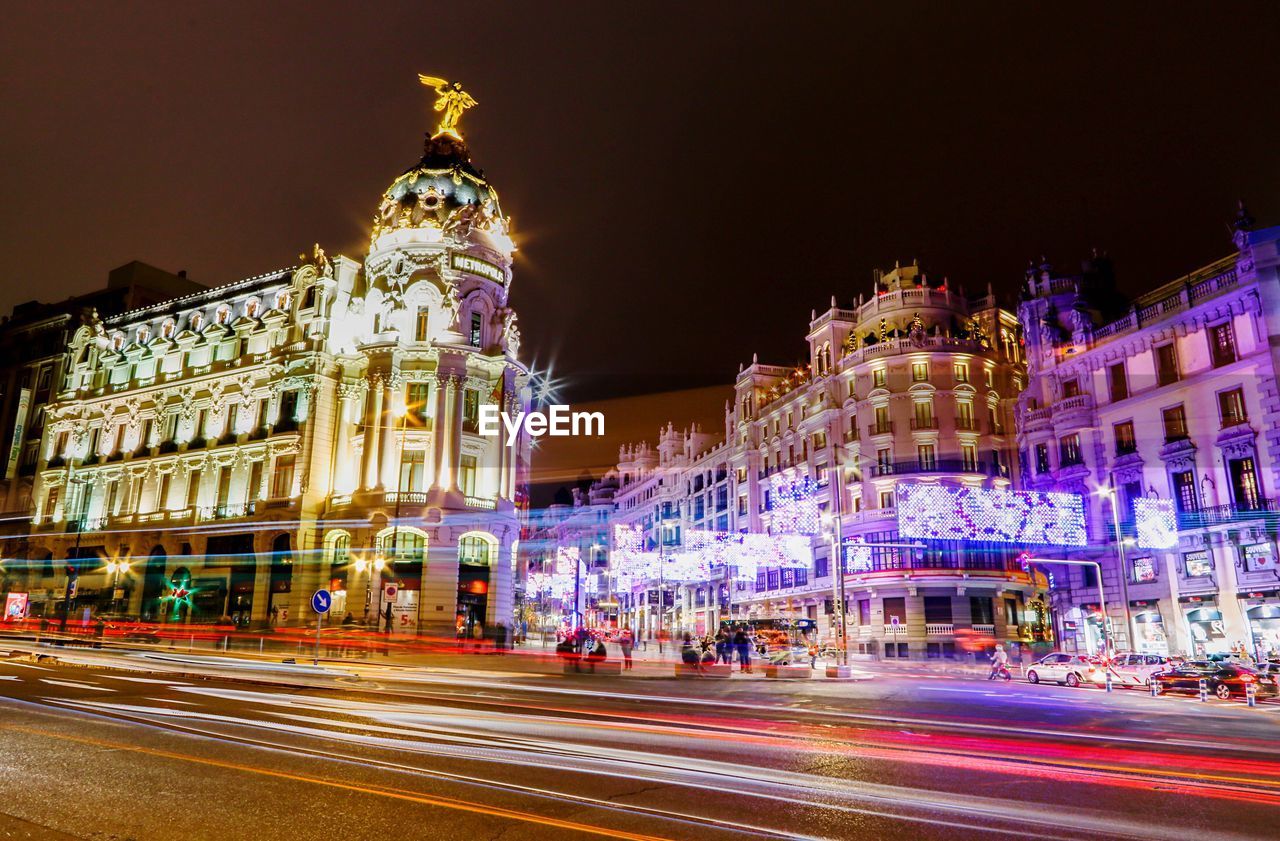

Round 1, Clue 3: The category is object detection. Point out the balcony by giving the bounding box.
[884,624,907,637]
[843,429,859,443]
[1177,498,1279,530]
[925,623,954,636]
[909,418,938,431]
[971,623,995,635]
[954,418,979,432]
[867,421,894,436]
[870,458,998,478]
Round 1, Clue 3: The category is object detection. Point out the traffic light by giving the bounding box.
[65,565,76,579]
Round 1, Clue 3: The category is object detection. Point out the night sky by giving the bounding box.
[3,3,1278,477]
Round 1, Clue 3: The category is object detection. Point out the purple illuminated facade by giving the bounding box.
[1016,210,1280,659]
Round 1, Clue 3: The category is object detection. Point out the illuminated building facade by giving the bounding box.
[613,263,1045,657]
[1017,212,1280,659]
[16,105,532,636]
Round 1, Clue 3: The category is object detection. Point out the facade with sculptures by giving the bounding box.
[17,97,532,637]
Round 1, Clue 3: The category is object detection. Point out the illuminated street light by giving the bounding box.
[1095,483,1134,650]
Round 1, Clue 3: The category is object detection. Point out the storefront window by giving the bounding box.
[1133,611,1168,655]
[1183,551,1212,577]
[1247,605,1280,661]
[1185,607,1228,657]
[1243,543,1275,572]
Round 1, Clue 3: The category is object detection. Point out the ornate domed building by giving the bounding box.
[21,80,532,637]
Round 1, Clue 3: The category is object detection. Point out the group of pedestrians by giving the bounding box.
[681,627,755,672]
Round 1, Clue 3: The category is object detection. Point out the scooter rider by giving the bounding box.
[988,643,1011,680]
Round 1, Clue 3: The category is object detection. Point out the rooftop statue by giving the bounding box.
[418,75,477,139]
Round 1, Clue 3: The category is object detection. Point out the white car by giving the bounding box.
[1025,653,1103,687]
[1096,653,1172,688]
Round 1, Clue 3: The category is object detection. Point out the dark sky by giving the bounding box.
[3,1,1278,421]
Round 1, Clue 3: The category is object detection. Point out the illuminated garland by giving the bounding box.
[1133,498,1177,549]
[897,483,1087,546]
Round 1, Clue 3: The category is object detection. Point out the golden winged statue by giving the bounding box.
[418,75,477,138]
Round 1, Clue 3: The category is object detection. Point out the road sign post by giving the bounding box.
[311,589,332,666]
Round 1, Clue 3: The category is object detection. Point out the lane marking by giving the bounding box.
[40,679,114,692]
[98,675,192,686]
[0,661,54,671]
[1,723,678,841]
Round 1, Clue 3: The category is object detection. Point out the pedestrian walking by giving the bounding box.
[619,628,634,670]
[734,627,752,673]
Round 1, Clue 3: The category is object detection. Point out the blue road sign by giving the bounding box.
[311,589,332,614]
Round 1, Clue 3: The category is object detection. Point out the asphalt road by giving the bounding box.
[1,654,1277,840]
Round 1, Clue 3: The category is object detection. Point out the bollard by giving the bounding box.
[1149,677,1159,698]
[1199,677,1209,702]
[1105,670,1113,693]
[1246,680,1257,708]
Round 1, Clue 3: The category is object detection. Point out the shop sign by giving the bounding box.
[450,252,505,285]
[1183,551,1212,577]
[1178,595,1211,604]
[4,593,28,620]
[1244,543,1275,571]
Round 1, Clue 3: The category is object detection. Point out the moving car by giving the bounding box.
[1149,661,1275,700]
[1096,652,1173,688]
[1025,653,1103,687]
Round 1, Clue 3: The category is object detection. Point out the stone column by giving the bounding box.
[379,379,399,491]
[448,377,464,492]
[431,373,450,490]
[332,384,358,494]
[361,377,382,491]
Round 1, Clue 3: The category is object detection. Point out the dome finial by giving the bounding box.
[418,75,477,139]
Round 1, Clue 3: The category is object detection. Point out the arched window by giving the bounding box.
[301,286,316,309]
[376,527,427,572]
[459,533,495,566]
[328,532,351,567]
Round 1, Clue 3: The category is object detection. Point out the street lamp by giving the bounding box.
[105,559,131,617]
[59,472,94,634]
[1096,483,1134,652]
[821,510,849,669]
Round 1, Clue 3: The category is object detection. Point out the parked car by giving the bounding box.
[1025,653,1104,687]
[1096,653,1173,688]
[1149,661,1276,700]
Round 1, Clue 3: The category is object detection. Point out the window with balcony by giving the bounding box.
[400,450,426,492]
[407,382,431,424]
[1059,433,1082,467]
[462,389,480,432]
[961,443,978,471]
[1061,378,1081,399]
[459,454,478,497]
[1114,421,1137,456]
[186,469,202,508]
[1210,322,1237,368]
[1172,469,1200,514]
[271,456,295,499]
[917,444,936,470]
[1162,405,1188,443]
[911,361,929,383]
[1228,457,1262,510]
[1108,362,1128,402]
[1218,388,1247,429]
[876,447,892,474]
[912,401,935,429]
[955,401,975,431]
[1155,343,1179,386]
[873,405,891,435]
[215,466,232,510]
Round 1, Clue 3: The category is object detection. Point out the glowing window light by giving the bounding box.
[896,483,1087,546]
[1133,498,1177,549]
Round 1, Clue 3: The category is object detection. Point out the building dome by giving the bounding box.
[371,133,506,246]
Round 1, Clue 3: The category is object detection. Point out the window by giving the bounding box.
[872,368,886,389]
[247,461,263,502]
[879,490,895,509]
[911,361,928,382]
[215,466,232,509]
[271,455,295,499]
[1108,362,1128,402]
[953,362,969,383]
[1114,421,1137,456]
[912,401,934,429]
[1218,388,1247,428]
[189,313,203,331]
[1061,378,1080,398]
[216,305,231,325]
[462,389,480,432]
[1210,322,1237,368]
[1155,343,1179,386]
[883,597,906,627]
[1229,458,1261,509]
[917,444,936,470]
[459,535,492,566]
[955,400,975,431]
[275,291,290,310]
[1172,470,1200,513]
[876,447,892,473]
[1183,551,1212,578]
[1132,557,1156,583]
[400,450,426,492]
[185,469,202,507]
[924,596,953,624]
[1034,443,1051,474]
[1059,433,1082,467]
[279,391,299,428]
[1161,405,1188,443]
[245,299,260,319]
[157,473,172,511]
[873,405,890,434]
[858,599,871,626]
[415,307,429,342]
[961,443,978,471]
[459,454,477,497]
[301,286,316,309]
[43,487,59,520]
[970,596,994,626]
[162,319,176,339]
[469,312,483,347]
